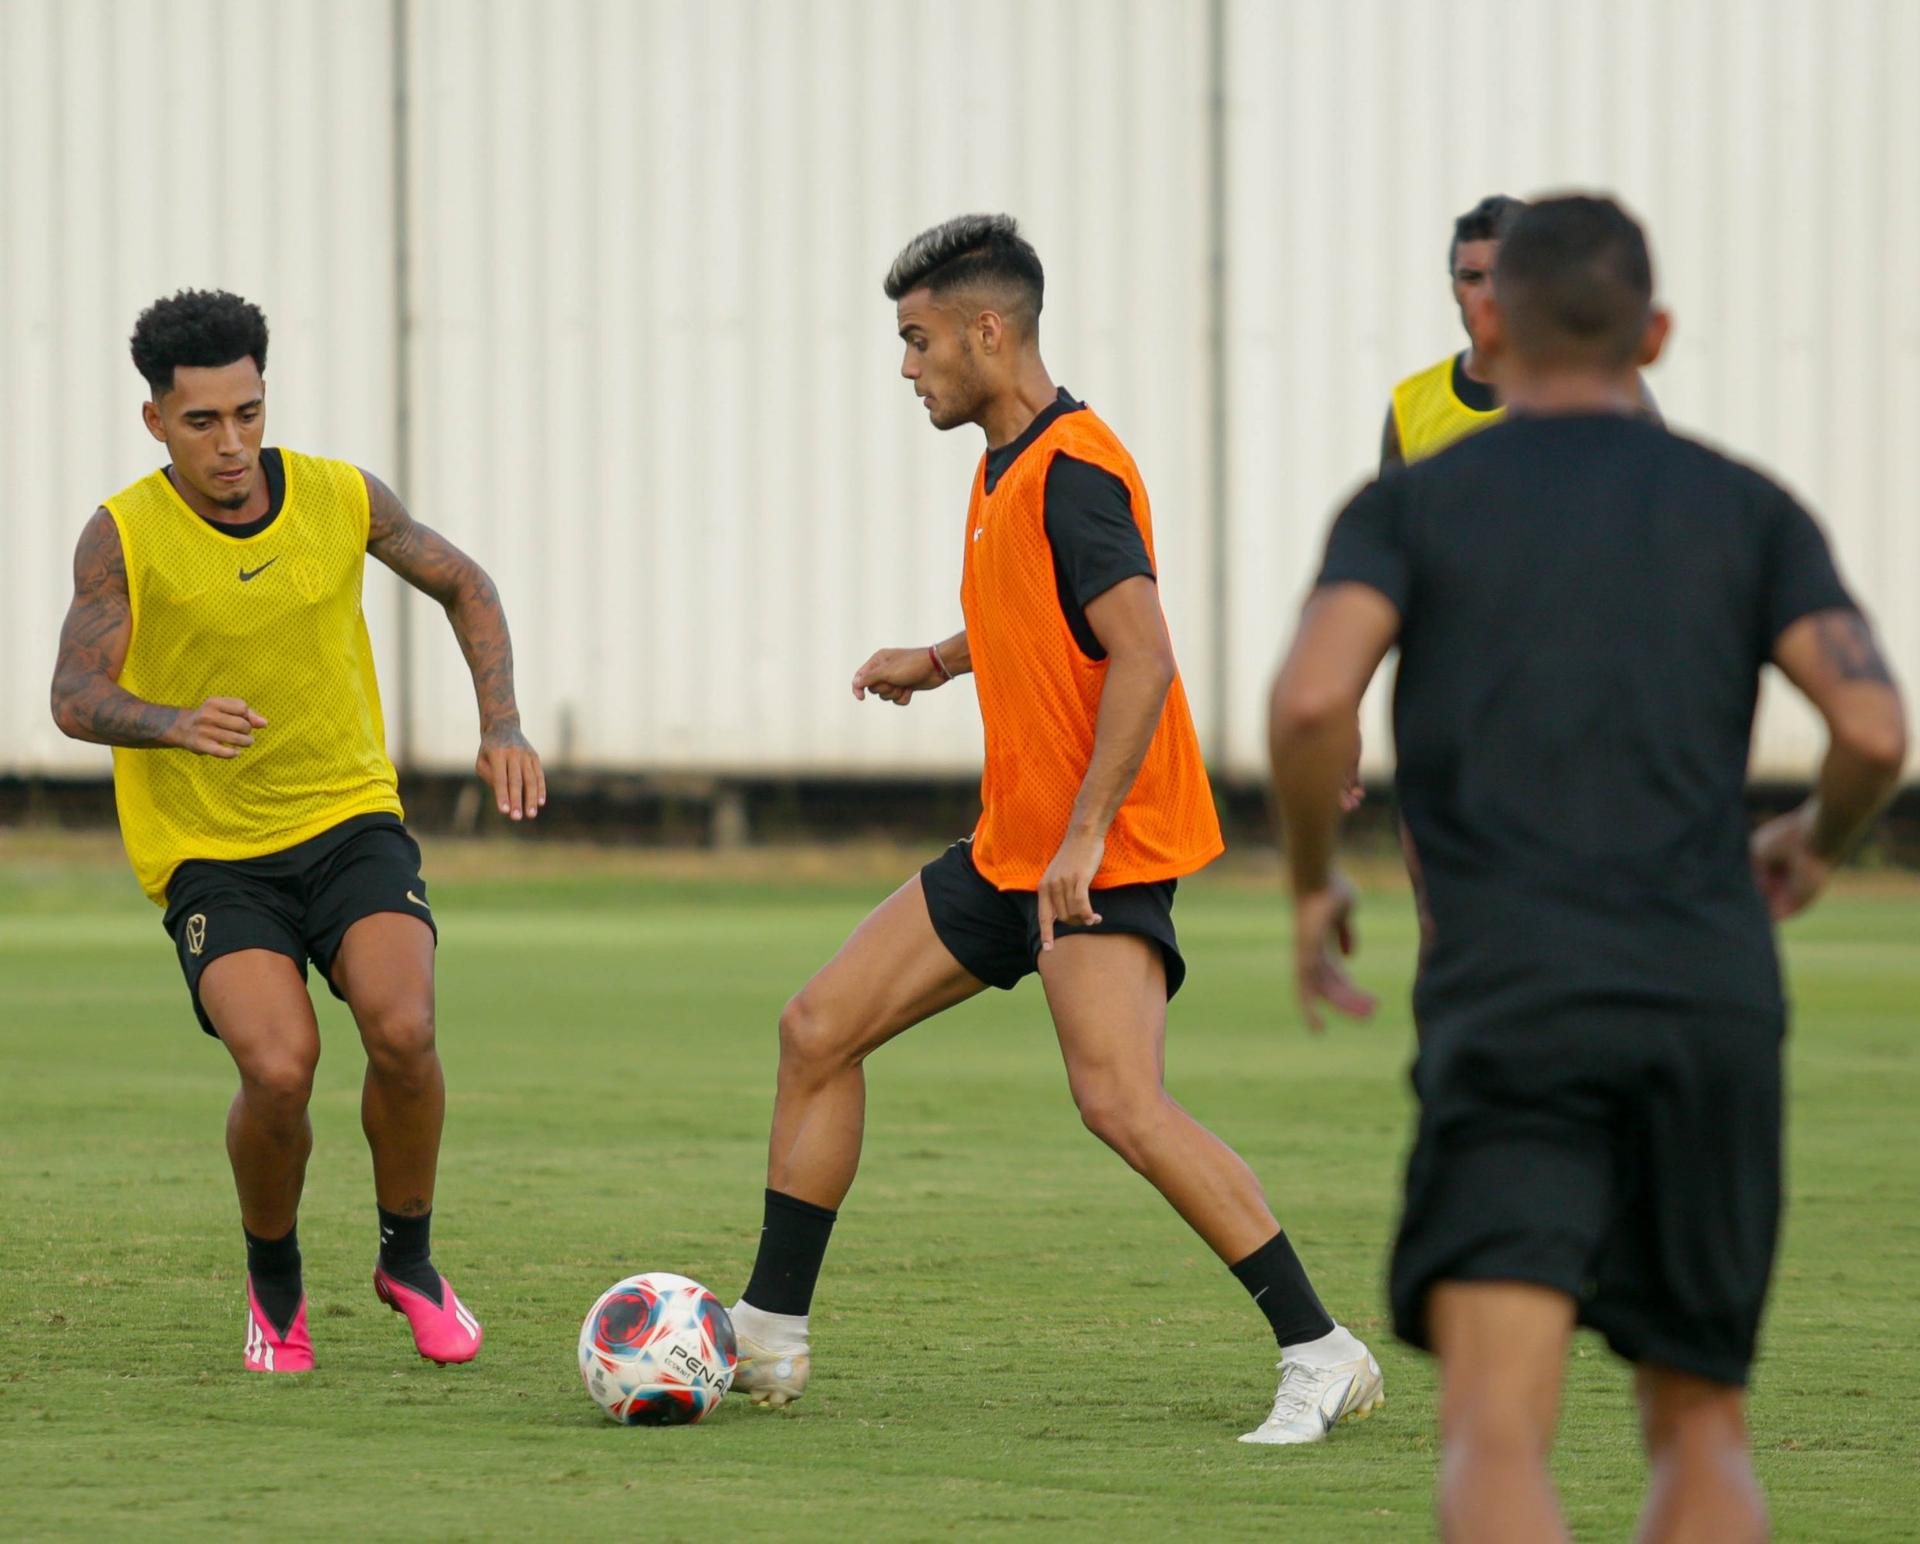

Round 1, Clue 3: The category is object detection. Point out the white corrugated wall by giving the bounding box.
[3,0,1914,782]
[0,0,404,775]
[1222,0,1920,780]
[399,0,1213,773]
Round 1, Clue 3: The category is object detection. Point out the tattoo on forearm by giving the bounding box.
[62,687,181,747]
[50,510,183,747]
[456,567,523,732]
[363,471,522,730]
[1815,612,1894,686]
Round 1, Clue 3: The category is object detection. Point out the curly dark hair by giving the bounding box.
[883,213,1044,333]
[129,289,269,396]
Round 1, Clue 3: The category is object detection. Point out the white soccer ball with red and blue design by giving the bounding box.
[578,1272,737,1425]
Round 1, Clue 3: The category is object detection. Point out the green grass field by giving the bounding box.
[2,836,1916,1541]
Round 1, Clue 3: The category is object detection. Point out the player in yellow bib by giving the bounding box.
[1363,195,1659,819]
[1383,194,1659,472]
[1381,195,1524,471]
[50,290,545,1373]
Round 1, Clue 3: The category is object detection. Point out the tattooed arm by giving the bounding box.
[1752,608,1907,917]
[50,510,267,755]
[362,471,546,820]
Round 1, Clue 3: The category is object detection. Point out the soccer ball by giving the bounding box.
[578,1272,737,1425]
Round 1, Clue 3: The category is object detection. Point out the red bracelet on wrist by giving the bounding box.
[927,642,953,683]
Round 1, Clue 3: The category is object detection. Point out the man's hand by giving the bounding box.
[167,697,268,758]
[1292,873,1377,1033]
[1751,803,1833,921]
[476,722,547,821]
[1341,729,1365,813]
[1037,828,1107,950]
[852,646,947,706]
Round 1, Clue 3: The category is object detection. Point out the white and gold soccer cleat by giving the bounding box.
[1238,1347,1385,1445]
[728,1301,811,1408]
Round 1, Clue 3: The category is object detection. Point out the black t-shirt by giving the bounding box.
[1318,413,1855,1026]
[985,389,1155,660]
[1450,354,1497,413]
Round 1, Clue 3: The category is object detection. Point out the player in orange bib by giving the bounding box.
[49,291,544,1373]
[726,216,1382,1443]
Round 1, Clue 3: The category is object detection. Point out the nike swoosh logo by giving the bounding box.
[1321,1374,1357,1432]
[238,557,279,581]
[406,890,430,908]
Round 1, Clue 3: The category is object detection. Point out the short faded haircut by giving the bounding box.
[1450,194,1527,272]
[1495,194,1655,368]
[883,213,1044,334]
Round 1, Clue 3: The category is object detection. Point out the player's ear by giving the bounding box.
[141,397,167,443]
[1638,307,1672,369]
[974,308,1004,356]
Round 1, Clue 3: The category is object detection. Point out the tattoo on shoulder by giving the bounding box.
[52,508,179,747]
[75,507,127,590]
[362,467,476,600]
[362,469,413,552]
[1815,611,1894,686]
[357,470,518,725]
[63,511,131,654]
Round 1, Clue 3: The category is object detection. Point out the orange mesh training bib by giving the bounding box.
[960,408,1224,890]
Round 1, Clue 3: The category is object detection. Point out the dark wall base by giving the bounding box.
[3,773,1916,867]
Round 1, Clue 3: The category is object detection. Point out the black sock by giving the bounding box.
[741,1188,837,1317]
[244,1224,304,1337]
[378,1206,442,1304]
[1230,1230,1337,1348]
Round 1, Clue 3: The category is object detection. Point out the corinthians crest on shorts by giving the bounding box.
[185,914,207,956]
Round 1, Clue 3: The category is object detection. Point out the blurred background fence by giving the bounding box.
[5,0,1916,795]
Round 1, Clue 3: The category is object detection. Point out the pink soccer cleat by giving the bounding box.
[373,1265,483,1365]
[243,1278,314,1373]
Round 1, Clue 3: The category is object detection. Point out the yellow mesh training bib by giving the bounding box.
[1391,354,1504,464]
[104,450,403,904]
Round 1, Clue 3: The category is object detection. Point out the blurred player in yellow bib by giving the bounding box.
[1381,195,1525,470]
[50,291,544,1373]
[1383,194,1659,471]
[1363,195,1658,817]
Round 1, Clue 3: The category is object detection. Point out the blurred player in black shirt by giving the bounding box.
[1269,196,1906,1541]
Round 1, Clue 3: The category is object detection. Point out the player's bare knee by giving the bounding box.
[238,1045,319,1118]
[360,999,438,1081]
[777,990,856,1080]
[1073,1082,1166,1164]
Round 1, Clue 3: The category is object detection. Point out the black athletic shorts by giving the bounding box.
[1389,1000,1785,1386]
[161,813,437,1039]
[918,838,1187,999]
